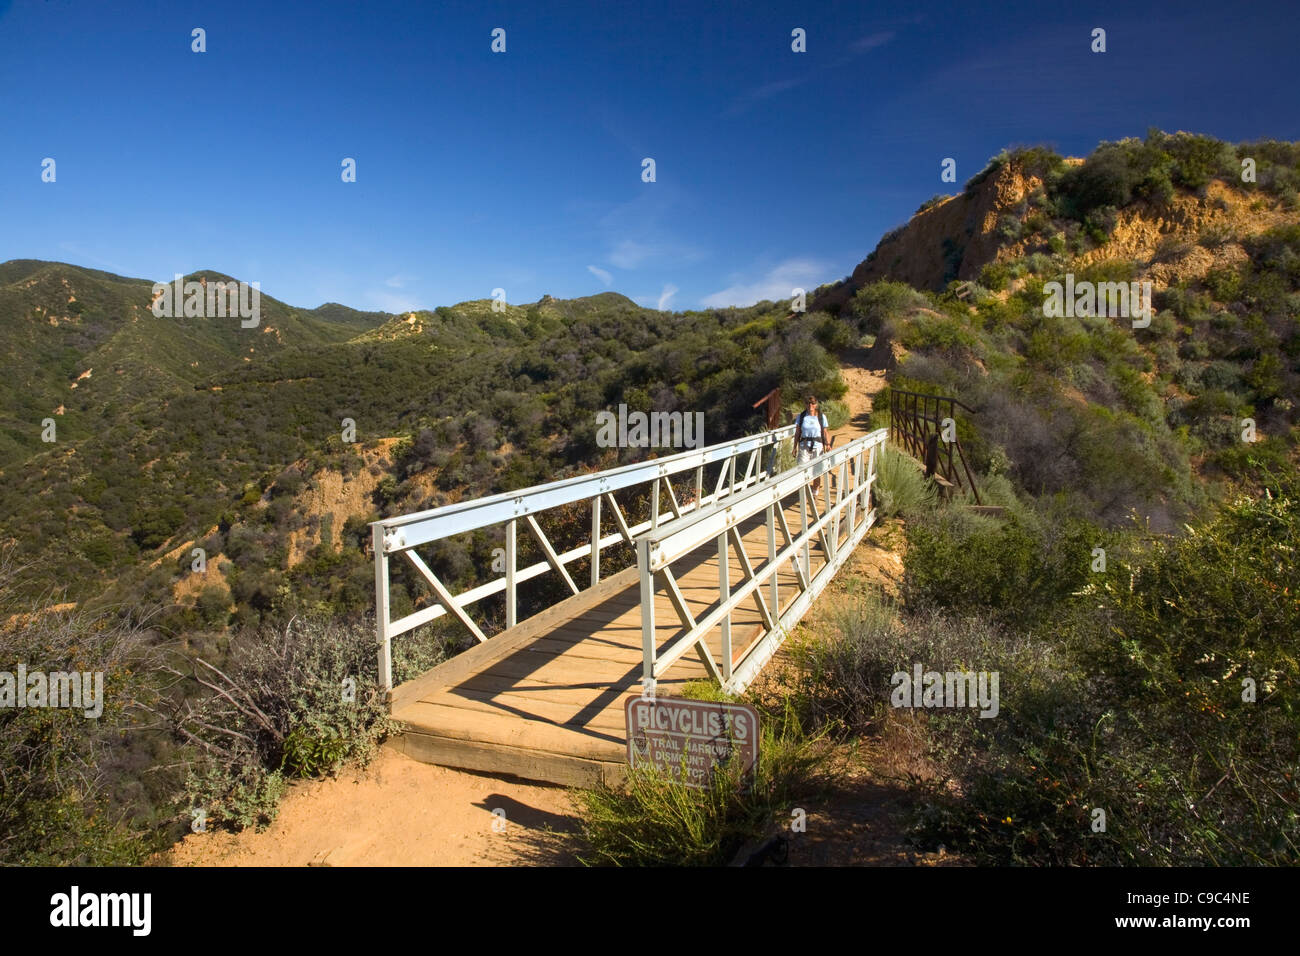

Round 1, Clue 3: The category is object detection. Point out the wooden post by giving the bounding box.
[925,433,939,478]
[751,387,782,430]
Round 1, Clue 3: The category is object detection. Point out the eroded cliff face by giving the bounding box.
[1077,179,1294,287]
[818,156,1295,313]
[817,161,1049,311]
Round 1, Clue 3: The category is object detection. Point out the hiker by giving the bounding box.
[793,394,830,494]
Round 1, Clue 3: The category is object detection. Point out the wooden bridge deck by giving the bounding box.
[391,501,833,787]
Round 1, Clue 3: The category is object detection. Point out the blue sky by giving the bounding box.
[1,0,1296,313]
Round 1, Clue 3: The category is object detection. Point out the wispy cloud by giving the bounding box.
[657,283,679,310]
[748,76,807,101]
[609,240,653,270]
[584,185,708,271]
[56,241,125,274]
[384,273,419,289]
[725,29,898,116]
[606,237,706,271]
[587,265,613,286]
[368,290,422,313]
[851,31,895,52]
[725,76,809,116]
[700,258,829,308]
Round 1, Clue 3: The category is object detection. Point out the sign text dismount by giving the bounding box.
[624,696,759,789]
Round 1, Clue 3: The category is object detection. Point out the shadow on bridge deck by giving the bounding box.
[391,504,831,787]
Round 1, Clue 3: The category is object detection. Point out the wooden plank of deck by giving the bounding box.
[391,498,838,786]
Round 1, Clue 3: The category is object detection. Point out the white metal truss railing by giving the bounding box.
[371,423,798,694]
[636,428,886,696]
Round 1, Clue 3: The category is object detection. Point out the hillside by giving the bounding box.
[2,128,1297,867]
[820,131,1300,528]
[2,129,1297,625]
[0,262,392,469]
[818,132,1300,303]
[0,269,844,631]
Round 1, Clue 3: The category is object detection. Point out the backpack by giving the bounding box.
[796,410,826,442]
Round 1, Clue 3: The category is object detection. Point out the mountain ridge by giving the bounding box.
[1,127,1296,624]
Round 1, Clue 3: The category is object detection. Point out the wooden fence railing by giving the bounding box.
[888,388,981,504]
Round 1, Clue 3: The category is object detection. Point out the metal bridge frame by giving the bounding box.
[636,428,885,696]
[371,424,800,696]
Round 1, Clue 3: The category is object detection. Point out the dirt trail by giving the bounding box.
[827,343,901,596]
[164,747,577,867]
[832,344,890,444]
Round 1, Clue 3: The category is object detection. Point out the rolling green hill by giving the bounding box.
[0,262,392,469]
[0,271,843,625]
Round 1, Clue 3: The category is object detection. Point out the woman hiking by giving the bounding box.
[792,394,830,494]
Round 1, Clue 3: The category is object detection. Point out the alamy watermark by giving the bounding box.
[151,274,260,328]
[890,663,999,718]
[1,666,104,718]
[50,886,150,936]
[1042,274,1152,328]
[596,404,704,449]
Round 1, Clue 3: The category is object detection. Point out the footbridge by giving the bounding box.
[371,424,886,786]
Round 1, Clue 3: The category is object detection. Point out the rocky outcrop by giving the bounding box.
[817,161,1048,311]
[816,156,1297,315]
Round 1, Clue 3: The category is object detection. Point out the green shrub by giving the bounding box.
[572,704,831,866]
[979,262,1011,292]
[1213,435,1293,480]
[820,398,851,430]
[196,583,233,628]
[785,593,902,734]
[0,551,156,864]
[902,506,1100,628]
[171,615,450,831]
[787,590,1101,864]
[849,281,929,336]
[814,315,856,352]
[1077,488,1300,863]
[1165,132,1237,191]
[1059,148,1139,217]
[916,194,953,214]
[1024,252,1054,275]
[899,313,979,352]
[872,447,936,518]
[964,150,1011,190]
[858,487,1298,865]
